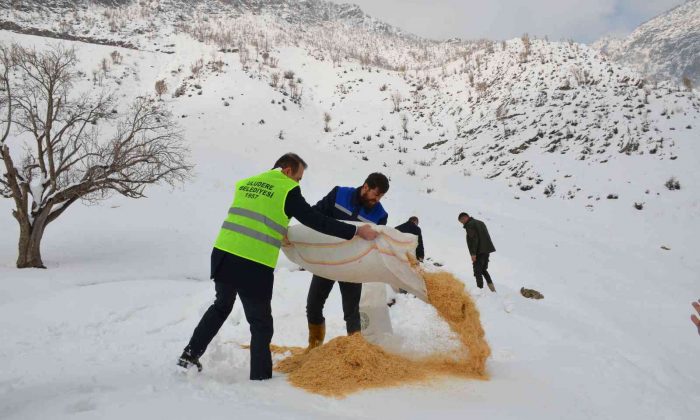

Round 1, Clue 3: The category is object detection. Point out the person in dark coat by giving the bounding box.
[177,153,378,380]
[458,212,497,292]
[395,216,424,262]
[305,173,390,349]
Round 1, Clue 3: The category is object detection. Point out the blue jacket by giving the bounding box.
[313,186,388,225]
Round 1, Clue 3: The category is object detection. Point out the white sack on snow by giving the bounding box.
[359,282,393,342]
[282,221,428,301]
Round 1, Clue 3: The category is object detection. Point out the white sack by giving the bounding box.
[282,221,427,301]
[359,282,393,343]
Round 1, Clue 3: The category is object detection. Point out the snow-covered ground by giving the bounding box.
[1,19,699,420]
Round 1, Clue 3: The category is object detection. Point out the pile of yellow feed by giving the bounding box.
[274,270,491,397]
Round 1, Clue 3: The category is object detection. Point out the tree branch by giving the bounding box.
[4,44,192,233]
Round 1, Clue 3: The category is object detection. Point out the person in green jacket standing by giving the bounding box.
[458,212,497,292]
[177,153,378,379]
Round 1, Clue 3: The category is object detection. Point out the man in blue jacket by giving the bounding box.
[305,173,390,348]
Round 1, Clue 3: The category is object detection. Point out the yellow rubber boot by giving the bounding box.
[307,323,326,350]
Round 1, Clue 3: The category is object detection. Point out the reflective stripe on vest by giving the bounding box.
[227,207,288,236]
[213,169,298,268]
[221,220,282,248]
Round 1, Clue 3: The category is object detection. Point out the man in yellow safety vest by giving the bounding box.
[177,153,377,380]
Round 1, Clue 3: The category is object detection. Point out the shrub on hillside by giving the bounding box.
[665,177,681,191]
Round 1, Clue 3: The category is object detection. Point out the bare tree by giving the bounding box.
[155,79,168,99]
[190,58,204,78]
[391,91,402,112]
[330,47,343,67]
[0,45,14,201]
[683,76,693,92]
[0,44,192,268]
[460,49,470,64]
[496,99,510,121]
[323,112,331,132]
[496,98,512,138]
[359,52,371,68]
[521,34,531,56]
[288,78,302,102]
[110,50,123,65]
[211,59,225,73]
[571,66,597,86]
[400,113,409,140]
[100,57,110,74]
[270,72,280,87]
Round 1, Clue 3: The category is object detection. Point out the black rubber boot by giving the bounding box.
[177,349,203,372]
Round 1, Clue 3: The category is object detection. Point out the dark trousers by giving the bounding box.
[185,251,274,380]
[306,275,362,334]
[473,253,494,289]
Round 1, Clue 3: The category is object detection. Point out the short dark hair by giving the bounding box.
[409,216,419,224]
[364,172,389,194]
[272,153,308,173]
[458,212,469,219]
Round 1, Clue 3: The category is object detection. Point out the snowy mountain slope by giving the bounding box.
[394,39,700,198]
[0,3,699,419]
[0,30,698,419]
[0,0,464,69]
[1,0,406,35]
[593,0,700,84]
[1,0,696,203]
[0,0,132,11]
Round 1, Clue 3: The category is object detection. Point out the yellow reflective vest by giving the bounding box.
[214,169,298,268]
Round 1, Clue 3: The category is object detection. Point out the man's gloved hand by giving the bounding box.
[356,224,378,241]
[281,235,292,247]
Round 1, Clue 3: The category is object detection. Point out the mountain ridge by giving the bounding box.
[593,0,699,84]
[0,0,697,201]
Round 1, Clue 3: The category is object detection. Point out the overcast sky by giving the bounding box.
[346,0,686,43]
